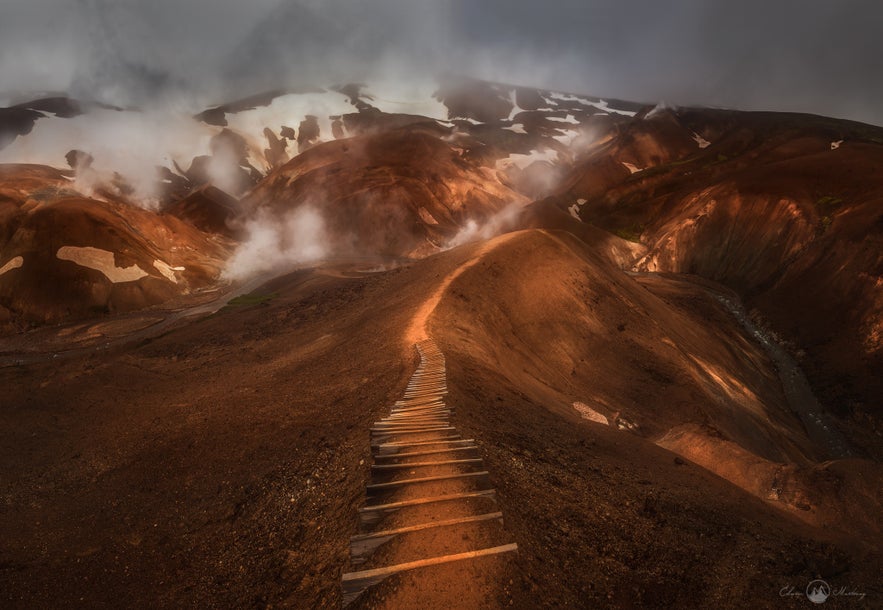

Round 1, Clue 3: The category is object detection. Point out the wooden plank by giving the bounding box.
[349,512,504,563]
[351,512,503,543]
[374,421,450,429]
[372,422,452,429]
[371,436,461,449]
[394,399,445,407]
[378,414,449,421]
[341,543,518,606]
[376,415,450,422]
[393,403,448,409]
[371,458,483,470]
[391,403,448,412]
[374,409,449,424]
[376,418,449,425]
[396,395,446,400]
[370,426,456,434]
[343,542,517,582]
[375,438,474,450]
[387,410,451,418]
[366,470,489,491]
[374,446,479,460]
[358,489,495,514]
[384,407,451,419]
[371,435,461,447]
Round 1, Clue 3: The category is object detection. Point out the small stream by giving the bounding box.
[712,293,854,459]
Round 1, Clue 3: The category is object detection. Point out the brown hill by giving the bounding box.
[244,130,527,258]
[556,109,883,424]
[1,229,879,608]
[163,184,241,238]
[427,230,881,541]
[0,165,230,327]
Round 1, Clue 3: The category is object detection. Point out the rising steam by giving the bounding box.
[221,205,328,281]
[445,202,524,249]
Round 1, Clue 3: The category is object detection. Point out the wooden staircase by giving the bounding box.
[341,339,517,606]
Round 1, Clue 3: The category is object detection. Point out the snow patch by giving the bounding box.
[556,93,637,117]
[590,99,636,117]
[692,132,711,149]
[622,162,642,174]
[0,256,23,277]
[503,123,527,134]
[153,259,181,283]
[547,114,580,125]
[831,140,843,150]
[573,402,609,425]
[507,89,523,121]
[549,91,579,102]
[360,79,449,122]
[496,148,560,171]
[0,108,215,206]
[567,198,588,220]
[57,246,148,283]
[553,129,581,146]
[224,90,355,170]
[417,206,439,225]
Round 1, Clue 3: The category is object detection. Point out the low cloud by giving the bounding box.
[446,202,524,249]
[221,204,327,281]
[3,1,882,125]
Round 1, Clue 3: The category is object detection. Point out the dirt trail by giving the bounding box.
[342,338,517,608]
[404,234,517,345]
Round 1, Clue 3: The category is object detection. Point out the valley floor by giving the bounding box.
[1,232,880,608]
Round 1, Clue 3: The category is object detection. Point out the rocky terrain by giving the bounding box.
[0,76,880,608]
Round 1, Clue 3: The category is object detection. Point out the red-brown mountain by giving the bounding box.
[0,76,880,608]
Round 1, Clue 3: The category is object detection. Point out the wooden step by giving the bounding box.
[371,426,456,434]
[372,422,453,429]
[375,419,450,427]
[375,438,475,451]
[342,543,518,606]
[376,415,450,422]
[394,399,446,407]
[366,470,490,492]
[391,403,448,412]
[358,489,496,519]
[373,419,449,427]
[373,446,480,460]
[349,512,504,563]
[386,412,451,420]
[386,409,451,418]
[371,458,483,470]
[371,436,462,449]
[371,435,462,447]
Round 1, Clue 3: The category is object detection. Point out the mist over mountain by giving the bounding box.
[1,2,881,608]
[2,0,882,125]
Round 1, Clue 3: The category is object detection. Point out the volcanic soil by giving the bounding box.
[2,229,880,608]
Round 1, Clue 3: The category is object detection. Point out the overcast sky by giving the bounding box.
[1,0,881,125]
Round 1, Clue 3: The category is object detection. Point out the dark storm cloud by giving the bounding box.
[1,0,881,125]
